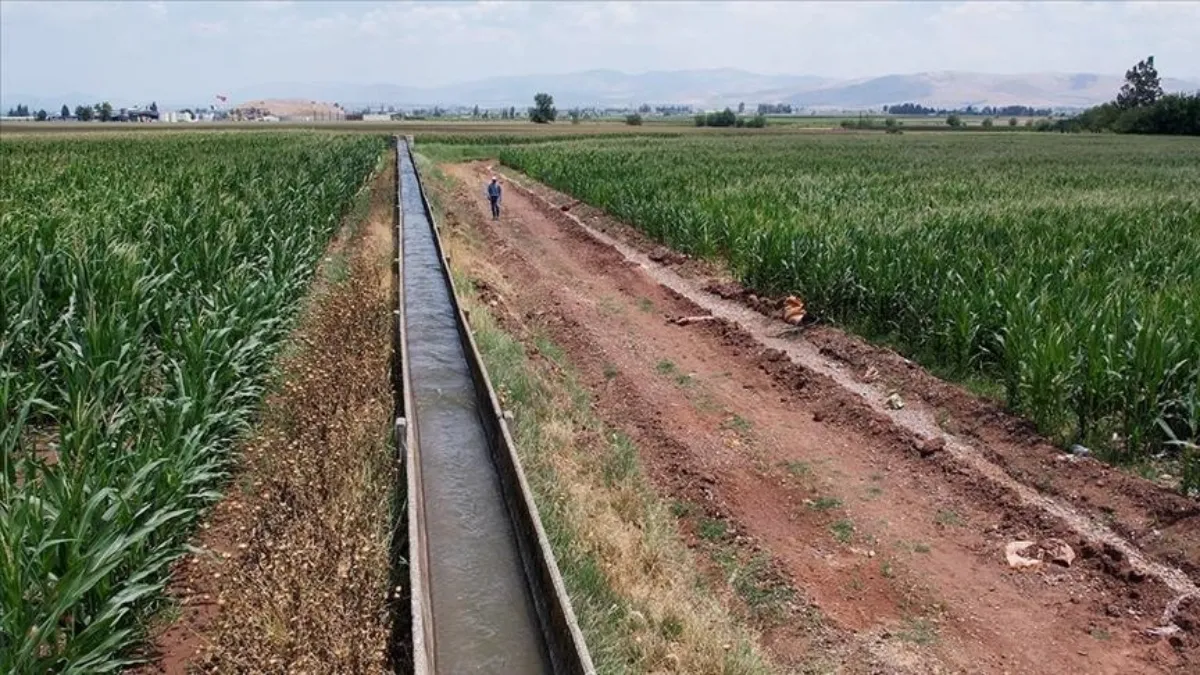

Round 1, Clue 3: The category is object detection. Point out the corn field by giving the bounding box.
[497,133,1200,487]
[0,133,385,672]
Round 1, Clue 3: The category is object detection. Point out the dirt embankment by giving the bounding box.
[432,159,1199,674]
[134,156,398,673]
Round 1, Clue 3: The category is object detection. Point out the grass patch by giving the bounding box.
[698,517,729,541]
[716,551,795,623]
[723,414,753,435]
[603,432,640,487]
[602,362,619,380]
[782,460,812,477]
[898,617,939,645]
[671,500,698,518]
[830,519,855,543]
[655,358,692,386]
[934,509,964,527]
[809,496,843,511]
[637,296,655,312]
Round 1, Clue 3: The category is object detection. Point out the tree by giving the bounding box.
[150,101,158,113]
[1009,117,1019,127]
[1116,56,1163,110]
[638,103,651,114]
[744,113,767,128]
[568,108,582,124]
[509,106,517,119]
[946,114,962,128]
[472,104,480,118]
[625,113,643,126]
[981,117,994,129]
[75,105,94,121]
[35,109,48,121]
[529,92,556,123]
[737,101,745,114]
[95,101,114,121]
[61,104,70,118]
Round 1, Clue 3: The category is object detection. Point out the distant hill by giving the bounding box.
[6,69,1199,114]
[786,71,1200,110]
[224,69,833,110]
[227,69,1200,111]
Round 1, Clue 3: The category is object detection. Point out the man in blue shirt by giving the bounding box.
[486,176,502,220]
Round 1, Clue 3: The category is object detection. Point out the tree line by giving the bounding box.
[1048,57,1199,135]
[6,101,159,122]
[884,102,1053,117]
[694,108,767,128]
[757,103,793,114]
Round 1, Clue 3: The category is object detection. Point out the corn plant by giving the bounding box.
[0,132,385,673]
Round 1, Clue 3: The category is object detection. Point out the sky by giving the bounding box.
[2,0,1198,103]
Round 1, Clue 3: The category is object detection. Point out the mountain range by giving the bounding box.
[6,69,1200,114]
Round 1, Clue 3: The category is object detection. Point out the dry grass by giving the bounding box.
[439,204,771,674]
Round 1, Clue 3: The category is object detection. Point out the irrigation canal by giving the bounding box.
[394,138,595,674]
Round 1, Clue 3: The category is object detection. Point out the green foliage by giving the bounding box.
[529,92,557,124]
[624,113,643,126]
[498,133,1200,475]
[0,132,385,671]
[945,114,963,128]
[695,108,738,128]
[1051,94,1200,135]
[841,117,881,130]
[744,114,767,129]
[1049,56,1196,136]
[981,117,994,129]
[1117,55,1163,110]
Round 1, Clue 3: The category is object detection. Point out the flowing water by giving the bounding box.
[399,145,551,673]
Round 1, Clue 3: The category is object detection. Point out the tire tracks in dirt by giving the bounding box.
[432,160,1198,674]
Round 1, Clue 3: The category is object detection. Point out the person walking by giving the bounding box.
[486,175,502,220]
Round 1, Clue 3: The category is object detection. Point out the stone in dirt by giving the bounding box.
[1003,539,1076,569]
[648,246,687,265]
[1005,541,1042,569]
[917,436,946,457]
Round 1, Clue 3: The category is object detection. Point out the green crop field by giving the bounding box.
[482,133,1200,485]
[0,133,384,671]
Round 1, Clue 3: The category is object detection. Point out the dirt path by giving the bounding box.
[435,160,1198,674]
[133,155,398,674]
